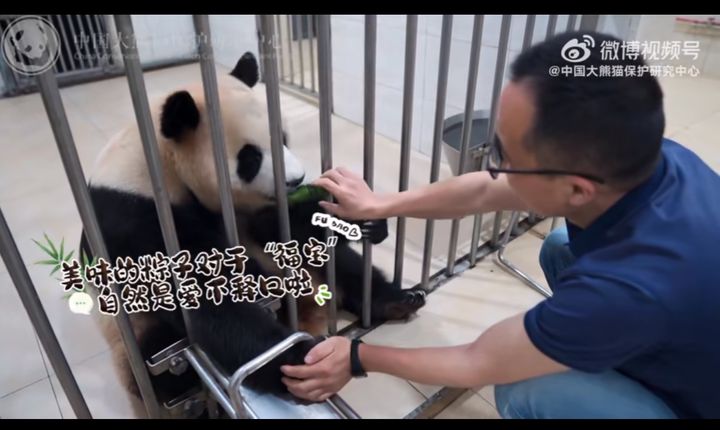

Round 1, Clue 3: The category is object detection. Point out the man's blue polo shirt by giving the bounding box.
[524,138,720,418]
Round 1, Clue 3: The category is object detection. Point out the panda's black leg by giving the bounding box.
[334,244,426,323]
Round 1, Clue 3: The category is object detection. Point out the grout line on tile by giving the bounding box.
[0,376,48,400]
[33,333,64,419]
[476,391,500,417]
[408,381,431,400]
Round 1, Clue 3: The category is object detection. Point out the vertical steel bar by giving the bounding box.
[307,14,316,93]
[317,15,337,335]
[114,15,196,345]
[361,15,377,328]
[286,15,295,85]
[295,15,305,89]
[445,15,484,276]
[486,15,512,249]
[392,15,418,289]
[420,15,453,290]
[546,14,558,39]
[35,67,162,418]
[257,15,299,330]
[0,209,92,419]
[192,15,240,248]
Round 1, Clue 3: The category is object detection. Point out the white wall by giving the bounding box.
[209,15,259,71]
[118,15,669,159]
[127,15,257,70]
[130,15,197,65]
[331,15,587,157]
[597,15,641,41]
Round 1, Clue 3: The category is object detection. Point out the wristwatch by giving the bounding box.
[350,338,367,378]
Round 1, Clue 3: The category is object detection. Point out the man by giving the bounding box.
[280,31,720,418]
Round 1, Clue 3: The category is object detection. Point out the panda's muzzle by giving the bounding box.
[285,174,305,192]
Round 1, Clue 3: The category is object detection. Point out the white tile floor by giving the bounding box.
[0,61,718,419]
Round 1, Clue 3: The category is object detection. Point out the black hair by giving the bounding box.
[510,31,665,188]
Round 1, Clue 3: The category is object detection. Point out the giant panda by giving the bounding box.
[80,52,426,417]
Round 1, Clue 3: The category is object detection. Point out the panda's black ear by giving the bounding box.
[230,52,259,88]
[160,90,200,142]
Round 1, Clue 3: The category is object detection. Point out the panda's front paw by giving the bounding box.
[286,335,326,365]
[359,219,389,244]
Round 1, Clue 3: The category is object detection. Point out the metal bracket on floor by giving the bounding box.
[146,338,191,376]
[494,211,552,298]
[404,387,468,419]
[143,333,360,419]
[163,386,208,418]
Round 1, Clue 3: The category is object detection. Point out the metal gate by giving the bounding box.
[0,14,598,419]
[0,15,121,96]
[266,15,321,104]
[0,15,199,97]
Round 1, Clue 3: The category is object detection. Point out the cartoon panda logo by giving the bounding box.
[2,15,61,76]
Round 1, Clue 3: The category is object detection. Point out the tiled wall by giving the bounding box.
[129,15,197,65]
[208,15,260,71]
[330,15,579,157]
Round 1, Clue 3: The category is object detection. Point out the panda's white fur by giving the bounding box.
[89,73,305,211]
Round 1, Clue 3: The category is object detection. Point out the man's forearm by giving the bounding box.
[356,314,567,390]
[375,171,527,220]
[359,343,487,388]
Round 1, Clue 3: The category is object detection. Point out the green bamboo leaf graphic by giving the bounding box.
[50,264,62,276]
[34,259,57,266]
[43,233,58,259]
[32,238,57,259]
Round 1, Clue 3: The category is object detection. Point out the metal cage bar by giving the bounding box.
[392,15,418,289]
[257,15,299,330]
[113,14,196,345]
[35,67,162,418]
[445,15,484,276]
[307,15,317,93]
[474,14,512,257]
[193,15,241,248]
[317,15,338,335]
[546,14,558,39]
[0,209,92,419]
[420,15,453,290]
[361,15,377,328]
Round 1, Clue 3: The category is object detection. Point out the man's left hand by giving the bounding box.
[281,336,353,402]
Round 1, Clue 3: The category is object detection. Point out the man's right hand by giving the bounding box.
[312,167,387,220]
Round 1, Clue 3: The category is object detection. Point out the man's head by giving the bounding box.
[495,31,665,220]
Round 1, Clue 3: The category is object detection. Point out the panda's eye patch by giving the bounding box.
[236,144,263,183]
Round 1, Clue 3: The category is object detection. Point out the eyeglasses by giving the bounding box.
[486,135,606,184]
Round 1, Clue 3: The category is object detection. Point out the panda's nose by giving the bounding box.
[286,175,305,189]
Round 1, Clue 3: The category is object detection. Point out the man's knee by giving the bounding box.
[539,227,569,267]
[495,382,526,419]
[494,371,678,419]
[495,378,550,419]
